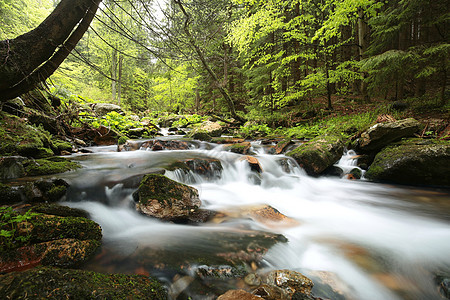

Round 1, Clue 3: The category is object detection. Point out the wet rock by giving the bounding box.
[356,118,421,152]
[244,205,298,228]
[93,125,120,146]
[252,284,286,299]
[0,266,167,299]
[0,239,100,272]
[169,275,195,299]
[167,157,223,180]
[140,140,189,151]
[189,131,212,142]
[435,273,450,299]
[270,138,294,155]
[239,156,263,173]
[196,265,247,279]
[224,142,252,154]
[0,156,27,180]
[218,289,261,300]
[92,103,124,116]
[307,271,350,300]
[245,273,262,286]
[212,137,245,144]
[365,139,450,186]
[264,269,314,297]
[134,174,201,222]
[130,230,287,270]
[347,167,362,180]
[286,135,344,176]
[28,179,70,203]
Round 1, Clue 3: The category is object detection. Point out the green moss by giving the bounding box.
[31,204,89,218]
[138,174,195,206]
[0,112,55,158]
[24,157,81,176]
[0,266,168,299]
[30,215,102,242]
[52,139,73,153]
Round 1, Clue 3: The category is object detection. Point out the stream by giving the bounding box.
[59,137,450,300]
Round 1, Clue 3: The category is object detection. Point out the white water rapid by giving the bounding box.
[61,141,450,300]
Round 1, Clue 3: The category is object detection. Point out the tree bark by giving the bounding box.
[358,7,370,102]
[0,0,102,102]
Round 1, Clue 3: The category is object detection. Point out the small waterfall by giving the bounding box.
[61,143,450,300]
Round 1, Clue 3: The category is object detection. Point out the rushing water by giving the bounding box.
[60,139,450,300]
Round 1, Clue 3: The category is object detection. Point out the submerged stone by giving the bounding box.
[0,266,167,299]
[223,142,252,154]
[217,289,261,300]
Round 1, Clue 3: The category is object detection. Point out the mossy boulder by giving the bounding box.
[134,174,201,221]
[0,266,167,299]
[23,157,81,176]
[365,139,450,186]
[0,112,55,158]
[27,214,102,242]
[223,142,252,154]
[286,135,345,176]
[31,204,89,218]
[187,121,223,138]
[0,239,101,272]
[355,118,421,153]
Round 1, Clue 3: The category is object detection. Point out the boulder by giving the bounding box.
[0,156,27,180]
[0,266,167,299]
[93,125,120,146]
[286,135,344,176]
[356,118,421,152]
[217,290,261,300]
[140,140,189,151]
[365,139,450,186]
[223,142,252,154]
[92,103,124,116]
[239,155,263,173]
[0,210,102,273]
[188,121,223,138]
[167,158,223,181]
[264,269,314,297]
[134,174,201,221]
[270,138,294,155]
[0,239,100,272]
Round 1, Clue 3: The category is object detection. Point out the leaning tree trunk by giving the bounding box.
[173,0,244,123]
[0,0,102,102]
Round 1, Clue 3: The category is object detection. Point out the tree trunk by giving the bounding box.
[0,0,102,102]
[111,49,117,102]
[173,0,244,123]
[358,7,370,102]
[118,54,123,105]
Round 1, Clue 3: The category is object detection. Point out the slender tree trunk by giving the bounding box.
[0,0,102,102]
[173,0,243,122]
[118,54,123,105]
[358,7,370,102]
[111,49,117,102]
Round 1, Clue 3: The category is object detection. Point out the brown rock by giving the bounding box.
[217,289,261,300]
[240,155,263,173]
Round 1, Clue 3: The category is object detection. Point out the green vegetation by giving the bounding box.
[0,207,40,251]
